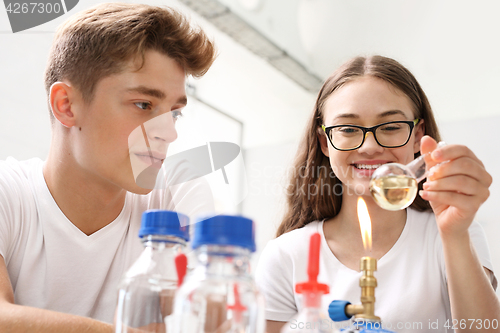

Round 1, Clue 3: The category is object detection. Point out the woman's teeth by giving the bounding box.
[354,164,382,170]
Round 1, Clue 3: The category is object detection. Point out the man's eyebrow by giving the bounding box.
[125,86,166,100]
[124,86,188,106]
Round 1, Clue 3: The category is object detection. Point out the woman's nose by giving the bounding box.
[357,132,384,155]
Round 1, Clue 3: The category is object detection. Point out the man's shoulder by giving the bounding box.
[0,157,43,194]
[0,157,43,179]
[0,157,42,220]
[0,158,43,260]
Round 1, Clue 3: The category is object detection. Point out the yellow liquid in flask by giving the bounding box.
[369,175,418,211]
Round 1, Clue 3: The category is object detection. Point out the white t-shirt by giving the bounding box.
[0,157,213,323]
[255,208,496,333]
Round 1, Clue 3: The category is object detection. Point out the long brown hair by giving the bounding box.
[45,3,216,123]
[276,56,441,237]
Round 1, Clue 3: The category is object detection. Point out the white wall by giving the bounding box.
[0,32,53,160]
[242,141,298,272]
[439,116,500,289]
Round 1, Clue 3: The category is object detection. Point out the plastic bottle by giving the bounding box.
[115,210,190,333]
[169,214,265,333]
[281,233,338,333]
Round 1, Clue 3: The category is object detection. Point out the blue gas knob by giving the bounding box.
[328,300,352,322]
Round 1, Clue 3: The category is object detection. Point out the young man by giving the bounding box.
[0,3,216,332]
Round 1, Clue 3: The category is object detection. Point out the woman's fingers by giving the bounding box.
[418,136,492,235]
[422,178,490,210]
[430,143,485,168]
[420,189,469,208]
[427,156,492,188]
[424,176,484,196]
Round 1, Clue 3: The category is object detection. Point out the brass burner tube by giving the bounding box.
[344,257,381,321]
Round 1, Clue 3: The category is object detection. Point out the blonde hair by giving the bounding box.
[44,3,216,122]
[276,56,441,237]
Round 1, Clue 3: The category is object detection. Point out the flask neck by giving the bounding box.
[195,245,251,276]
[406,154,426,182]
[407,141,447,183]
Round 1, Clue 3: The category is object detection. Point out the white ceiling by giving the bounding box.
[215,0,500,122]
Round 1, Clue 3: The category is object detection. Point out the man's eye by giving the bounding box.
[171,109,183,120]
[134,102,152,110]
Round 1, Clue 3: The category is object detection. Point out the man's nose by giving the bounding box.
[357,131,383,155]
[144,111,178,144]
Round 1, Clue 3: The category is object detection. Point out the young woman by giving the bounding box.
[255,56,499,333]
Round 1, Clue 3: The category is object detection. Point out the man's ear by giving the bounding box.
[49,82,76,128]
[413,119,425,154]
[317,127,330,157]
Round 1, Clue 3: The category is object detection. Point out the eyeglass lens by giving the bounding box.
[329,122,412,150]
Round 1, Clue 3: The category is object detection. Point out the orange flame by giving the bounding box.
[357,197,372,252]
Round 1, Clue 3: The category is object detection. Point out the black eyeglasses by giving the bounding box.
[321,119,420,151]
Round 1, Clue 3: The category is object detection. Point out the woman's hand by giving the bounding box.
[419,136,492,236]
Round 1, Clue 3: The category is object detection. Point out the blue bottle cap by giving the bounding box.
[138,210,190,241]
[191,214,255,252]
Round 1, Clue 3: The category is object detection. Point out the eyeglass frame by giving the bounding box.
[321,119,420,151]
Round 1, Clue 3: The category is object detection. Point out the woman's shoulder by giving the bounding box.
[406,208,488,255]
[268,220,323,251]
[257,221,323,276]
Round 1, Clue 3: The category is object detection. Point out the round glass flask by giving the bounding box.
[369,142,446,211]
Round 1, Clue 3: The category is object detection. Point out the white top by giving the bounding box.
[0,157,213,323]
[255,208,496,333]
